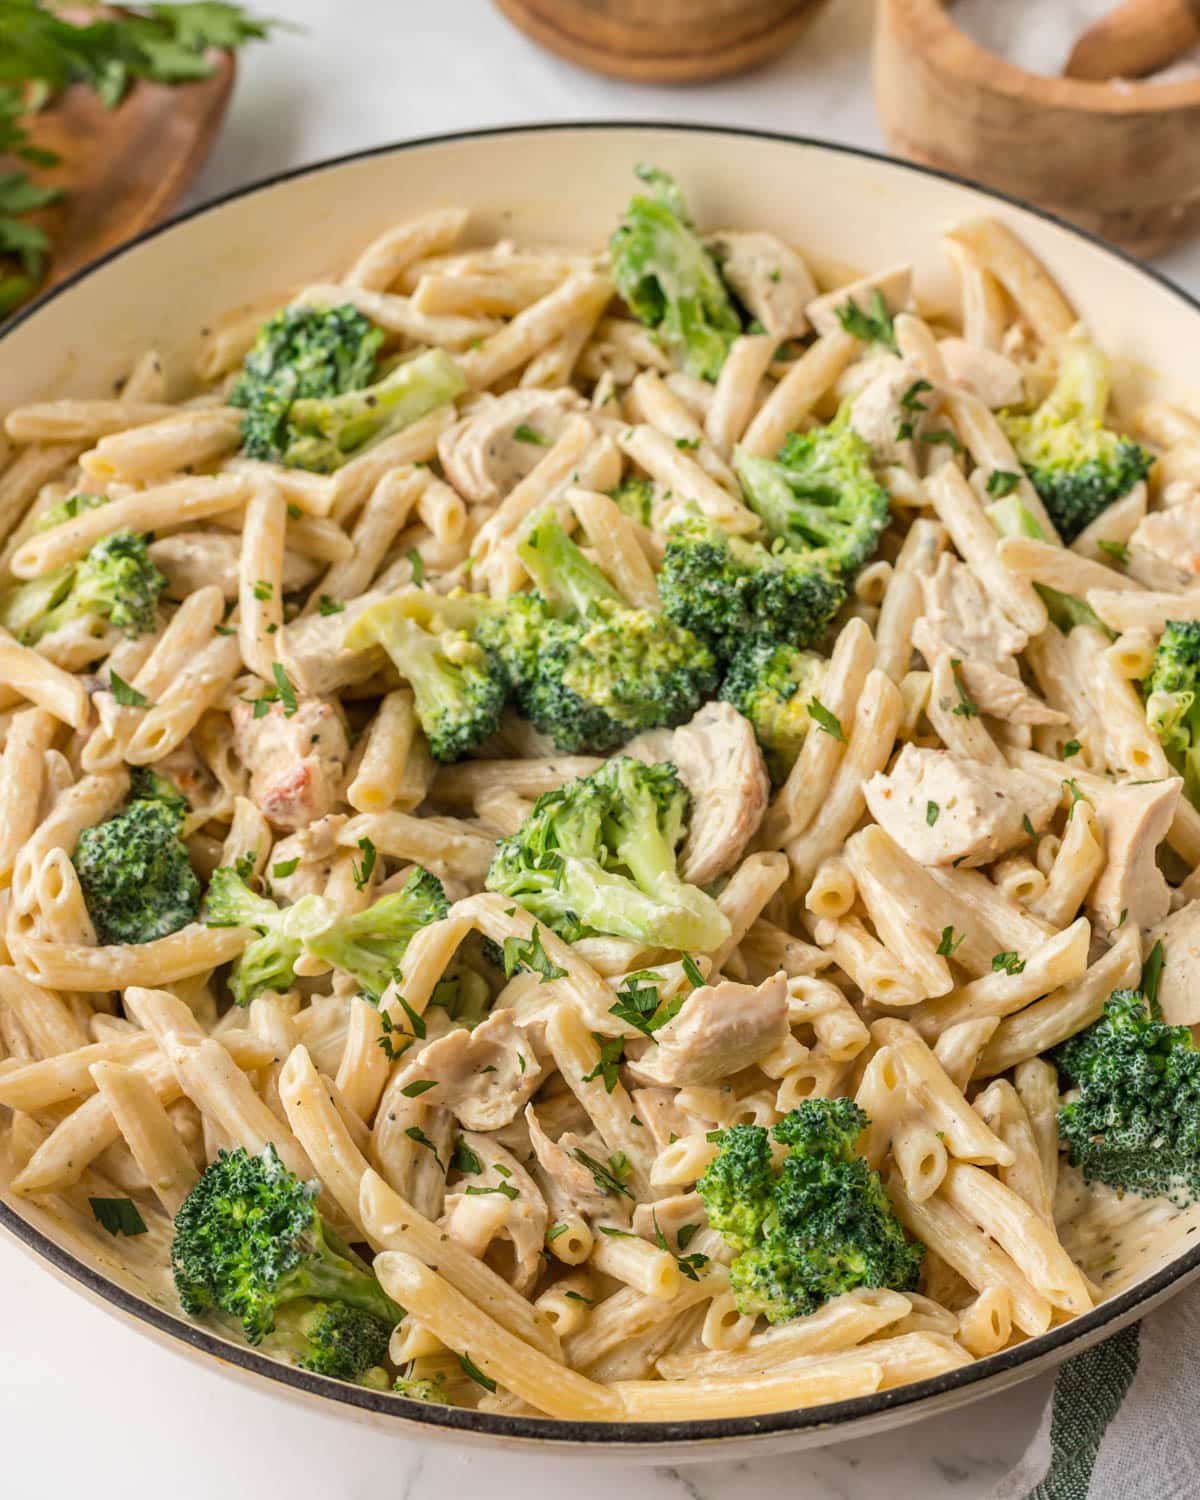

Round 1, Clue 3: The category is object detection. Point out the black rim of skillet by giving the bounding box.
[3,120,1200,1445]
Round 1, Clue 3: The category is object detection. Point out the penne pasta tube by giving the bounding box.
[89,1059,200,1213]
[741,328,858,457]
[375,1251,617,1419]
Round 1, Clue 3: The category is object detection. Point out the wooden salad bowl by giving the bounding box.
[492,0,830,83]
[13,51,235,299]
[873,0,1200,257]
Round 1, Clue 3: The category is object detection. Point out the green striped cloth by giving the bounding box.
[991,1297,1200,1499]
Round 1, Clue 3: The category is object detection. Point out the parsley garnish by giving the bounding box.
[1062,739,1081,759]
[680,953,705,989]
[253,579,273,601]
[400,1079,438,1098]
[404,1125,444,1170]
[545,1223,570,1243]
[563,1290,594,1304]
[1141,939,1166,1011]
[986,470,1021,498]
[500,925,567,982]
[1097,539,1130,566]
[317,594,344,616]
[835,289,899,355]
[676,1223,700,1251]
[451,1137,483,1174]
[271,661,297,716]
[936,926,965,957]
[922,429,964,453]
[1022,814,1036,838]
[608,970,685,1038]
[89,1197,147,1237]
[926,800,940,827]
[109,671,148,708]
[992,951,1025,975]
[896,378,932,440]
[351,835,377,890]
[233,851,256,880]
[466,1181,519,1201]
[407,548,424,585]
[949,660,978,718]
[582,1034,625,1094]
[572,1147,633,1199]
[807,697,845,741]
[457,1352,496,1392]
[271,857,299,879]
[674,436,701,451]
[513,423,549,445]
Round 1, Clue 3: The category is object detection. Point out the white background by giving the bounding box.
[3,2,1199,1496]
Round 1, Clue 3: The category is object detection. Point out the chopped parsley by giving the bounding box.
[271,857,300,879]
[400,1079,438,1098]
[835,289,899,355]
[582,1034,625,1094]
[991,951,1026,975]
[926,800,940,827]
[986,470,1021,498]
[404,1125,444,1170]
[451,1138,483,1175]
[317,594,344,616]
[457,1352,496,1392]
[512,423,549,445]
[807,697,845,741]
[572,1147,632,1199]
[936,925,965,957]
[500,925,567,982]
[351,835,377,890]
[89,1197,147,1237]
[109,671,148,708]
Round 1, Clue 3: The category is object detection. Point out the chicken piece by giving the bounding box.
[1130,495,1200,580]
[524,1105,611,1217]
[266,813,347,903]
[150,531,320,603]
[955,658,1068,727]
[627,973,789,1088]
[913,554,1029,663]
[230,695,350,833]
[847,359,941,468]
[706,230,818,339]
[864,744,1059,868]
[938,338,1025,409]
[627,702,769,887]
[1151,900,1200,1026]
[280,590,391,697]
[440,1131,547,1295]
[438,387,586,504]
[629,1086,696,1153]
[1087,778,1182,942]
[806,263,913,339]
[395,1011,544,1131]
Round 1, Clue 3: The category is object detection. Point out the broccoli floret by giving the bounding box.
[344,594,507,762]
[279,349,467,474]
[394,1371,455,1404]
[609,165,742,381]
[270,1298,393,1384]
[658,509,845,661]
[73,790,200,946]
[485,756,730,952]
[607,475,655,527]
[229,303,384,463]
[1143,620,1200,806]
[720,639,827,782]
[1054,986,1200,1205]
[0,529,165,645]
[697,1099,923,1325]
[998,339,1153,543]
[507,509,718,753]
[306,867,450,1001]
[204,864,447,1005]
[734,410,891,577]
[171,1146,402,1357]
[34,491,107,532]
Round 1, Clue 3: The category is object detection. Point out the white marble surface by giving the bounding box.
[2,0,1199,1494]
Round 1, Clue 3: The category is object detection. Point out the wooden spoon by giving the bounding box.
[1065,0,1200,80]
[5,51,235,299]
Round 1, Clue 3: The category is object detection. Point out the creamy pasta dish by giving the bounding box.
[4,168,1200,1423]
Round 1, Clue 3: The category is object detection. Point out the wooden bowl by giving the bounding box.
[873,0,1200,257]
[493,0,830,83]
[9,54,235,303]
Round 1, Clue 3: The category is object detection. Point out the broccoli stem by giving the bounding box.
[516,509,625,617]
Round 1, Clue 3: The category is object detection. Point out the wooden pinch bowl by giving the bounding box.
[493,0,830,83]
[873,0,1200,258]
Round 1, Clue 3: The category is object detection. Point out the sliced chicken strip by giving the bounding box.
[438,386,586,504]
[440,1131,548,1296]
[525,1104,611,1217]
[864,744,1059,868]
[395,1010,545,1130]
[938,338,1025,409]
[627,973,789,1088]
[706,230,818,339]
[1088,778,1182,942]
[1150,899,1200,1026]
[230,695,350,833]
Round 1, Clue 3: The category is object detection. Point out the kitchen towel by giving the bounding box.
[992,1290,1200,1498]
